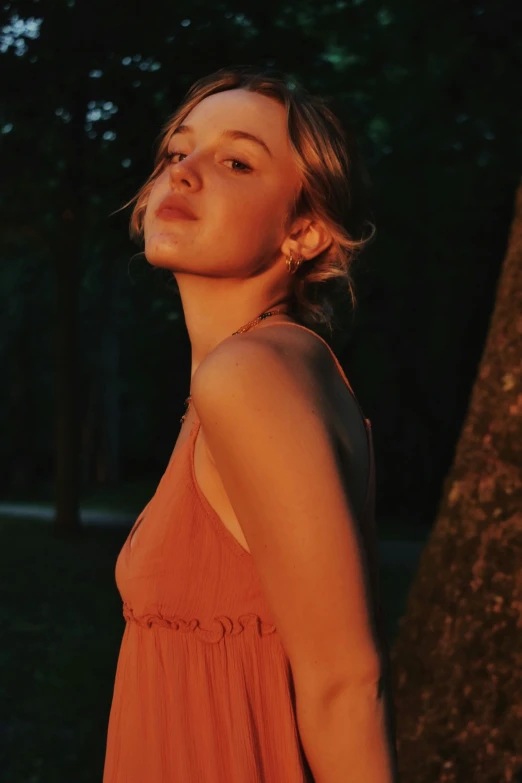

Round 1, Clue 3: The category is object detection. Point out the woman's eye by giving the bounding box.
[224,158,252,173]
[165,150,186,164]
[164,149,251,173]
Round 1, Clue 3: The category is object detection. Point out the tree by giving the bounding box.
[390,176,522,782]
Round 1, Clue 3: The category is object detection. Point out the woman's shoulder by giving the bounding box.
[230,320,332,378]
[195,321,332,403]
[191,322,342,463]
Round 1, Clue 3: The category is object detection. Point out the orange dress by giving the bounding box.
[102,322,381,783]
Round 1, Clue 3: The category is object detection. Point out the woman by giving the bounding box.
[103,67,398,783]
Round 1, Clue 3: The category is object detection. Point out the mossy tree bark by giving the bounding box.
[390,176,522,783]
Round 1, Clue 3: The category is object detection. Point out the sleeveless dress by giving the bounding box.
[102,322,384,783]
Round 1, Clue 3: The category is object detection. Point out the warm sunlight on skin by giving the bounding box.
[142,89,332,379]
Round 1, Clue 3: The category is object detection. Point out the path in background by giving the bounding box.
[0,503,428,569]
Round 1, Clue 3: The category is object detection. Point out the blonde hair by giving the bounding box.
[120,66,376,337]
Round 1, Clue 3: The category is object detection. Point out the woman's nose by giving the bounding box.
[169,155,202,190]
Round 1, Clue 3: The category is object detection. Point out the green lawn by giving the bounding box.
[1,516,418,783]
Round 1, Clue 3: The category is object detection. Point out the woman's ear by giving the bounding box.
[282,215,333,261]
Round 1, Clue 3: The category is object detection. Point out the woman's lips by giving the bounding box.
[156,206,198,221]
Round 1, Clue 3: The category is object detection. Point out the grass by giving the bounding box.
[2,518,125,783]
[1,515,418,783]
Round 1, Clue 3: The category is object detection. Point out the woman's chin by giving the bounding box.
[144,238,183,268]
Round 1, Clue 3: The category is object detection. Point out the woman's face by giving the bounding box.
[143,89,302,276]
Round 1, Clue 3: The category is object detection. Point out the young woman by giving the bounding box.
[103,67,398,783]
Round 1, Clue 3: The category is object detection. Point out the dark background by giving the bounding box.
[1,1,520,779]
[2,0,520,526]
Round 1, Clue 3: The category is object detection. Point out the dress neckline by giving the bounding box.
[127,426,199,555]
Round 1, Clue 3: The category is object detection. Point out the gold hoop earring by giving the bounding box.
[286,251,303,275]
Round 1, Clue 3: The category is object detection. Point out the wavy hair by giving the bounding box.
[118,66,376,337]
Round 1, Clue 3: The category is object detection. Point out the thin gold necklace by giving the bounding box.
[180,308,288,424]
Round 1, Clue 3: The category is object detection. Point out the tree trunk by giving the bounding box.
[96,316,120,486]
[390,177,522,783]
[80,374,101,488]
[9,325,33,493]
[53,206,82,532]
[52,80,87,534]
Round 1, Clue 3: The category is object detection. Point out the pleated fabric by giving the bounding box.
[103,322,379,783]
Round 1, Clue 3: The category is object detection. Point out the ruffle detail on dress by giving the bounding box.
[122,602,277,643]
